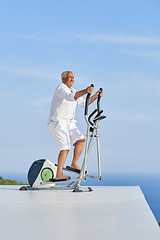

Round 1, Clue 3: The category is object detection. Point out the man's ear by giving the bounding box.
[62,78,66,83]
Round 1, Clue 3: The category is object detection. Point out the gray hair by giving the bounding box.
[61,71,72,80]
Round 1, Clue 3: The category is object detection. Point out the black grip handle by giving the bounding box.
[97,88,103,114]
[95,109,103,119]
[85,84,94,116]
[88,109,97,126]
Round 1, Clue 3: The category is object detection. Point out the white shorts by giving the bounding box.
[49,120,85,151]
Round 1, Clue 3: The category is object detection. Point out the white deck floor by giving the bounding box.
[0,185,159,240]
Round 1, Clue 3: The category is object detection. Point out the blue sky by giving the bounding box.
[0,0,160,177]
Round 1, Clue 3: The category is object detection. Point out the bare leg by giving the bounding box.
[56,149,69,179]
[70,139,85,170]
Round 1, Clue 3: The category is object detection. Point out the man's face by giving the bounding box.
[63,72,74,89]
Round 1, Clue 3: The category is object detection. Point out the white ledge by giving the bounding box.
[0,186,159,240]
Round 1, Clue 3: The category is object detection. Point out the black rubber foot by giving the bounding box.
[73,187,83,192]
[73,186,93,192]
[19,186,28,191]
[88,187,93,192]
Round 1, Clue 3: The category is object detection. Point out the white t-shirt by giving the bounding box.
[48,83,85,123]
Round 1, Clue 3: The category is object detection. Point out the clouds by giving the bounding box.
[20,32,160,63]
[109,113,160,122]
[125,49,160,62]
[31,97,51,114]
[0,0,160,176]
[102,71,160,96]
[23,32,160,46]
[64,33,160,46]
[0,63,60,81]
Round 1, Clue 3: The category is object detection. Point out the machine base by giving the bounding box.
[19,185,93,192]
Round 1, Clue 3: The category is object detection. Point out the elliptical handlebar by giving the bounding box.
[84,84,94,116]
[88,109,97,126]
[85,86,105,126]
[97,88,103,114]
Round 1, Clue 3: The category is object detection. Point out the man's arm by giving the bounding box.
[88,90,103,105]
[74,86,94,100]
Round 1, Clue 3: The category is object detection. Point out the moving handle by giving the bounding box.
[86,87,105,126]
[94,88,104,119]
[97,88,103,114]
[94,88,106,123]
[84,84,94,116]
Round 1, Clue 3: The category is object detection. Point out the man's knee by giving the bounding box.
[74,138,85,146]
[59,149,70,154]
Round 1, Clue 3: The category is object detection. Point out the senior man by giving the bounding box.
[48,71,103,181]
